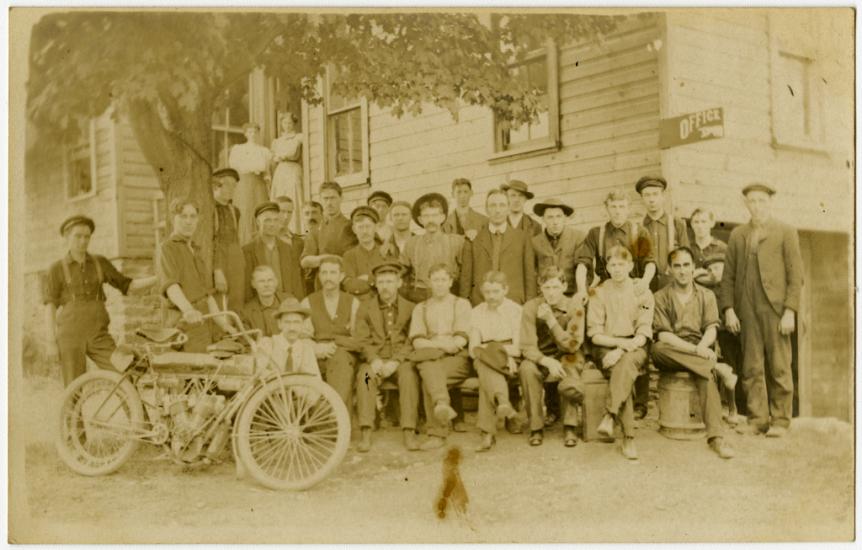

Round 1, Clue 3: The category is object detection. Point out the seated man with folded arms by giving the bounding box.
[469,271,522,452]
[354,262,421,452]
[240,265,288,338]
[588,245,654,461]
[299,255,361,408]
[519,266,587,448]
[409,263,474,450]
[652,246,735,459]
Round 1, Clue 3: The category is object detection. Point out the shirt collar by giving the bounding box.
[645,212,667,224]
[508,213,523,227]
[379,296,398,309]
[489,222,508,235]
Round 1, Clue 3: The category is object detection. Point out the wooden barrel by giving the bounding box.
[658,371,706,440]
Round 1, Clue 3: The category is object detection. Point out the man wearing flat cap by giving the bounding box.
[635,175,690,292]
[354,261,421,452]
[211,168,247,313]
[502,180,542,236]
[242,201,306,303]
[342,206,399,301]
[367,190,394,245]
[531,198,586,300]
[44,215,158,386]
[400,192,465,304]
[720,183,803,438]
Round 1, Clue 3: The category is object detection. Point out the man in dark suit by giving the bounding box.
[240,265,287,337]
[242,202,306,302]
[720,183,803,438]
[502,180,542,236]
[459,189,537,306]
[354,262,421,452]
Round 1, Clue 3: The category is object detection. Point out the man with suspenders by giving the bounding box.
[44,215,157,386]
[636,175,690,292]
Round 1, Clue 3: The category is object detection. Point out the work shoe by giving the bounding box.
[714,363,738,391]
[433,402,458,424]
[708,437,735,459]
[564,427,578,448]
[634,404,648,420]
[505,417,523,434]
[766,425,788,438]
[496,402,517,420]
[736,423,767,436]
[452,420,468,433]
[403,429,419,451]
[529,430,543,446]
[475,431,495,453]
[420,435,446,451]
[596,414,615,439]
[544,412,558,428]
[621,437,638,460]
[357,427,372,453]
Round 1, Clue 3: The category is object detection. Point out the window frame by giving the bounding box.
[64,118,98,202]
[211,73,253,167]
[324,66,370,189]
[489,39,561,162]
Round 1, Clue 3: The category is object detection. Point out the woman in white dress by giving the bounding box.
[229,123,272,245]
[270,112,304,204]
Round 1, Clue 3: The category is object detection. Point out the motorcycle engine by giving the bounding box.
[167,389,227,463]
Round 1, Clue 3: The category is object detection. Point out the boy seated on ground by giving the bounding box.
[588,246,654,461]
[651,247,735,459]
[409,263,474,450]
[354,261,421,452]
[519,266,588,448]
[469,271,523,452]
[255,297,320,377]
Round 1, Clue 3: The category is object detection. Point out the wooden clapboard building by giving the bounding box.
[23,11,852,420]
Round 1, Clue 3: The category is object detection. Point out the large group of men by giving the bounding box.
[45,169,804,461]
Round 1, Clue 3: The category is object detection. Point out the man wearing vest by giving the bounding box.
[242,202,306,303]
[443,178,488,241]
[342,206,399,302]
[211,168,246,314]
[354,261,421,452]
[44,215,158,386]
[400,193,465,304]
[575,190,657,419]
[240,265,288,338]
[636,175,690,292]
[720,183,803,438]
[459,188,537,306]
[300,255,361,409]
[501,180,542,236]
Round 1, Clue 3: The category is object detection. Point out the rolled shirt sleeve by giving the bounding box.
[652,290,675,336]
[408,302,428,342]
[452,298,472,341]
[635,291,655,339]
[98,256,133,295]
[586,292,607,340]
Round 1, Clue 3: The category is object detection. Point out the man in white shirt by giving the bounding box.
[469,271,522,452]
[255,297,320,377]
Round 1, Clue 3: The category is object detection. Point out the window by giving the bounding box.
[64,119,97,200]
[325,67,369,187]
[492,41,560,159]
[771,51,823,149]
[212,74,251,168]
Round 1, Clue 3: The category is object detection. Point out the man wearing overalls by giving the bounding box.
[44,215,157,386]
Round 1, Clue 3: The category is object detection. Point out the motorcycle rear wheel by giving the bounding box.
[235,375,350,491]
[56,370,144,476]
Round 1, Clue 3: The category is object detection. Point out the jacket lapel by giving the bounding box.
[475,227,493,258]
[500,227,517,254]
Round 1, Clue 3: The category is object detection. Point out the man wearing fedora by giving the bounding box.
[342,205,399,302]
[720,183,803,438]
[254,297,320,377]
[242,201,306,303]
[443,178,488,241]
[211,167,246,314]
[354,261,421,452]
[635,175,690,292]
[531,198,586,300]
[502,180,542,236]
[459,188,536,306]
[400,192,465,304]
[44,215,158,386]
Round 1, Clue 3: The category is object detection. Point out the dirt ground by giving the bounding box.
[11,375,855,543]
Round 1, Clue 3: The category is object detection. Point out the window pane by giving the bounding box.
[331,108,363,176]
[498,54,551,151]
[69,156,92,197]
[213,74,250,129]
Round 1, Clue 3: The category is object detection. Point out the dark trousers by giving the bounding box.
[519,358,584,432]
[321,348,358,409]
[717,329,747,414]
[416,354,472,437]
[164,299,213,353]
[56,301,117,386]
[592,346,647,437]
[651,342,724,439]
[355,361,420,430]
[738,294,793,429]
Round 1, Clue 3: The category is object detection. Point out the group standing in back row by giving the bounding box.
[46,168,803,459]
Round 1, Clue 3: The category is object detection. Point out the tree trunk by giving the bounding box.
[126,99,215,274]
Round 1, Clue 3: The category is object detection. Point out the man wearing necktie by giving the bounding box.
[459,188,537,306]
[255,298,320,377]
[720,183,803,438]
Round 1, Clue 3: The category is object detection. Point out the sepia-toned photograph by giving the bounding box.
[6,6,855,544]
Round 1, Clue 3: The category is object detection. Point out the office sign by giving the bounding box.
[660,107,724,149]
